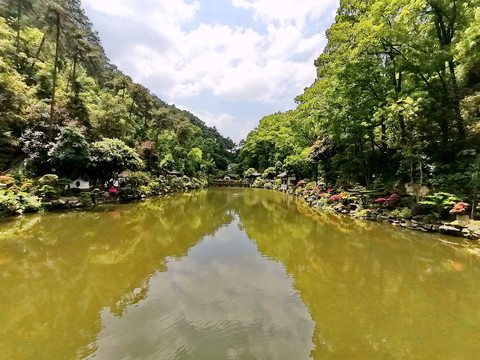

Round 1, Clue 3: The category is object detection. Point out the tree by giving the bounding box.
[48,124,91,179]
[262,167,277,179]
[185,147,203,176]
[90,138,143,184]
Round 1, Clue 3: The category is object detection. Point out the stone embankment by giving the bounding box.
[300,195,480,241]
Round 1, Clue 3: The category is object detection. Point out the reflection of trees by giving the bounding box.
[0,190,232,360]
[234,189,480,359]
[1,188,480,359]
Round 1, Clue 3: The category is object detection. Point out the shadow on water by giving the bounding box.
[0,188,480,359]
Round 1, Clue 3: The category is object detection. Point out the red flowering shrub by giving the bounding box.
[450,202,467,214]
[329,194,341,202]
[0,175,15,185]
[375,194,400,208]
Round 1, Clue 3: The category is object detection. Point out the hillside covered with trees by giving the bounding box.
[238,0,480,195]
[0,0,235,180]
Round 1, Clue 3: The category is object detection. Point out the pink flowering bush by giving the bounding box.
[450,202,467,214]
[329,194,341,202]
[375,194,400,209]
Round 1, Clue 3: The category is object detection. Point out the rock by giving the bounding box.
[439,225,464,237]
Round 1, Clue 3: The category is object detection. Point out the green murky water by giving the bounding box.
[1,188,480,359]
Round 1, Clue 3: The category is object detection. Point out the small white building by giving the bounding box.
[65,178,90,190]
[277,172,297,191]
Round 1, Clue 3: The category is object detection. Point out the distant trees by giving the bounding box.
[0,0,235,178]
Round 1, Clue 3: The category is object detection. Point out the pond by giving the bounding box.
[1,188,480,359]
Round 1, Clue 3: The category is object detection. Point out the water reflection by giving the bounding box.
[0,188,480,359]
[0,190,232,360]
[92,218,314,360]
[234,189,480,359]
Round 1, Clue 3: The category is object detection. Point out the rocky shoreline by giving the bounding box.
[296,192,480,241]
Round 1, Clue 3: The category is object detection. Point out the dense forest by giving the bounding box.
[0,0,235,181]
[238,0,480,195]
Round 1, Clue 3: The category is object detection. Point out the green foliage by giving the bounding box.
[252,177,265,188]
[0,1,235,179]
[49,125,91,178]
[0,189,41,215]
[90,138,143,183]
[239,0,480,192]
[415,192,463,219]
[244,168,257,177]
[38,174,58,187]
[126,172,149,188]
[78,192,93,207]
[38,184,56,198]
[419,192,463,210]
[262,167,276,179]
[185,147,203,176]
[283,153,309,178]
[389,208,413,220]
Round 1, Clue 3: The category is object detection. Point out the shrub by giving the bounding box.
[375,193,401,209]
[297,180,306,187]
[149,181,160,191]
[126,172,150,188]
[264,180,274,189]
[262,167,277,179]
[450,202,468,214]
[390,207,412,220]
[355,209,378,220]
[252,178,265,188]
[273,179,281,190]
[0,190,41,215]
[90,138,143,183]
[244,168,257,177]
[419,192,462,210]
[181,176,193,189]
[0,190,21,215]
[39,185,57,199]
[38,174,59,187]
[78,192,94,207]
[0,175,15,185]
[418,192,462,219]
[412,203,438,217]
[329,194,341,202]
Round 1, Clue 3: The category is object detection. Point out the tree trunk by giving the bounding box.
[15,0,21,54]
[49,10,61,141]
[448,60,465,138]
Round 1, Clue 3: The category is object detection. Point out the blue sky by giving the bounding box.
[80,0,339,143]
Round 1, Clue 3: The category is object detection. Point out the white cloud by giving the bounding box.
[81,0,132,17]
[111,21,324,103]
[81,0,199,23]
[81,0,337,140]
[232,0,333,26]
